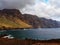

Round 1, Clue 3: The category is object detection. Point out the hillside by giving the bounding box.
[0,9,32,29]
[0,9,59,29]
[21,14,60,28]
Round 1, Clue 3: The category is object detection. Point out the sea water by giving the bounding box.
[0,28,60,40]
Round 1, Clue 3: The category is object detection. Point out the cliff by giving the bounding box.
[21,14,60,28]
[0,9,60,29]
[0,9,32,29]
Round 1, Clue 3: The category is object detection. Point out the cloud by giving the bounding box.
[21,0,60,21]
[0,0,34,9]
[49,0,60,8]
[21,1,54,18]
[0,0,60,21]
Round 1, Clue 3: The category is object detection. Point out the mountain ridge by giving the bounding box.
[0,9,60,29]
[0,9,32,29]
[21,14,60,28]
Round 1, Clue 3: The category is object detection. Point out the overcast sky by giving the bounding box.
[21,0,60,21]
[0,0,60,21]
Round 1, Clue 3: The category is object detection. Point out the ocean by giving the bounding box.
[0,28,60,40]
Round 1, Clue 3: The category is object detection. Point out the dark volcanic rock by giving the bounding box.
[1,9,22,17]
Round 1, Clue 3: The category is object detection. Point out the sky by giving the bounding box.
[21,0,60,21]
[0,0,60,21]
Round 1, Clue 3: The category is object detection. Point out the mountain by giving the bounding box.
[0,9,59,29]
[20,14,60,28]
[0,9,32,29]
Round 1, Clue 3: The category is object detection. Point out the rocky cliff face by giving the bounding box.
[0,9,32,29]
[21,14,60,28]
[0,9,59,29]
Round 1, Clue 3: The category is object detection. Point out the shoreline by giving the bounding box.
[0,38,60,45]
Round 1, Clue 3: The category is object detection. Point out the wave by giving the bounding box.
[2,34,14,39]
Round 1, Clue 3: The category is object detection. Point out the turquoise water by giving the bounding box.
[0,28,60,40]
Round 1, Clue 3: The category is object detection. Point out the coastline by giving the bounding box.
[0,28,29,30]
[0,38,60,45]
